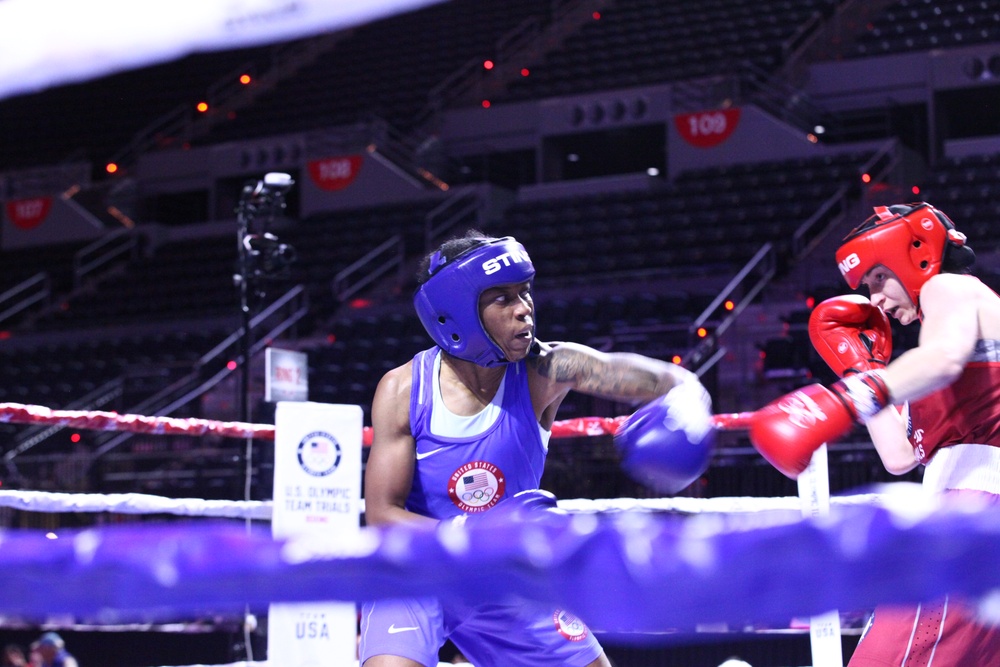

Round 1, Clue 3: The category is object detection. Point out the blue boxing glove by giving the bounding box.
[614,376,715,494]
[452,489,563,527]
[488,489,563,521]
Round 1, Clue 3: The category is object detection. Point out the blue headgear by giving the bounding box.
[414,236,535,367]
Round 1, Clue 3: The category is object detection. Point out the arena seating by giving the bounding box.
[501,0,840,102]
[202,0,551,144]
[0,45,279,171]
[503,152,869,281]
[850,0,1000,57]
[914,152,1000,252]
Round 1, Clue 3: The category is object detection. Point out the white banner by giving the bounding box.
[269,401,363,667]
[0,0,445,100]
[798,444,844,667]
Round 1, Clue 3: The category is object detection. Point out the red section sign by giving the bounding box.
[307,155,363,191]
[5,197,52,230]
[673,108,741,148]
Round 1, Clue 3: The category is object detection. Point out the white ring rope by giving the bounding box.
[0,490,272,519]
[0,488,886,519]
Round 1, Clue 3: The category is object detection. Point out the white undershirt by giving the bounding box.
[426,352,552,449]
[429,351,503,438]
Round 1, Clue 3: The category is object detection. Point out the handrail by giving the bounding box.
[5,379,124,468]
[91,285,310,460]
[859,139,900,184]
[364,115,448,190]
[691,242,776,333]
[791,187,849,257]
[73,228,138,288]
[198,285,308,366]
[495,16,544,64]
[331,235,406,303]
[589,245,777,376]
[5,284,310,466]
[424,190,481,251]
[0,273,51,326]
[686,243,777,374]
[781,12,823,61]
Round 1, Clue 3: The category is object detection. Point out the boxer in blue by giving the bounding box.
[359,231,714,667]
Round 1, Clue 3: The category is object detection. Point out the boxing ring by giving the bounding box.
[9,0,991,663]
[3,401,1000,667]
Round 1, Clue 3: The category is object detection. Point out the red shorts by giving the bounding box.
[848,597,1000,666]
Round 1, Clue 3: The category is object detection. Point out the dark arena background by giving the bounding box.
[2,0,1000,665]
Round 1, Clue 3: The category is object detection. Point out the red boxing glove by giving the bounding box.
[749,371,890,478]
[808,295,892,377]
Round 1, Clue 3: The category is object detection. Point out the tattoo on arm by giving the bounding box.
[535,347,670,398]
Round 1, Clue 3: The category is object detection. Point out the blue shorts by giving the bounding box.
[359,596,604,667]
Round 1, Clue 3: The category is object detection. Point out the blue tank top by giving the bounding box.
[406,348,547,519]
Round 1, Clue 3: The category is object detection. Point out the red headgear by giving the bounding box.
[835,202,967,307]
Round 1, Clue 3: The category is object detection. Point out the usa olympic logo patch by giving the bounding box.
[448,460,505,512]
[297,432,342,477]
[553,610,589,642]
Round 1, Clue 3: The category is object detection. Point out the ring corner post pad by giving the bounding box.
[269,401,364,666]
[797,443,845,667]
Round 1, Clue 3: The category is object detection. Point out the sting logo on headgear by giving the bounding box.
[414,236,535,367]
[835,202,969,308]
[837,252,860,276]
[481,247,531,276]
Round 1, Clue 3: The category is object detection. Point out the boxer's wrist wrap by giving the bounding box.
[834,370,890,423]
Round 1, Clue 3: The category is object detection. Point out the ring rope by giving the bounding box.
[0,488,886,519]
[0,403,755,453]
[0,490,273,519]
[2,495,999,632]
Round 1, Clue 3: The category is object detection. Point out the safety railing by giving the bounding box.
[791,187,851,258]
[72,228,139,288]
[686,242,778,374]
[0,272,51,328]
[424,189,482,251]
[331,235,406,303]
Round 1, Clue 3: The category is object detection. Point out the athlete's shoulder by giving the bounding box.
[375,359,415,400]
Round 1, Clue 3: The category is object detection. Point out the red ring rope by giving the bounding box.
[0,402,755,446]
